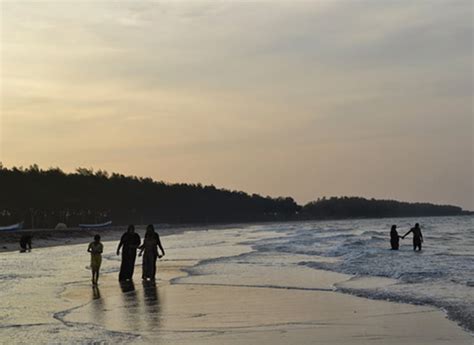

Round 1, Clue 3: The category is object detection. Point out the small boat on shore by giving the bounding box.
[78,220,112,229]
[0,222,24,232]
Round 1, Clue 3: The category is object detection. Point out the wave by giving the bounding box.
[250,217,474,332]
[334,283,474,333]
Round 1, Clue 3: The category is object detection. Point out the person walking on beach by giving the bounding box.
[19,234,32,252]
[117,225,141,282]
[88,234,103,285]
[402,223,423,251]
[390,225,402,250]
[139,225,165,282]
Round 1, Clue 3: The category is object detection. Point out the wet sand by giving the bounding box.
[0,227,472,344]
[58,260,472,345]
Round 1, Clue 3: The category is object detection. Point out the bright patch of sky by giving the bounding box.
[1,0,472,209]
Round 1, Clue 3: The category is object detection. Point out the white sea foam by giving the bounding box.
[175,217,474,331]
[0,216,472,342]
[248,216,474,332]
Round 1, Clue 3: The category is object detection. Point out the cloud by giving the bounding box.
[1,0,472,209]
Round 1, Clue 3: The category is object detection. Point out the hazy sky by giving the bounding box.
[1,0,473,209]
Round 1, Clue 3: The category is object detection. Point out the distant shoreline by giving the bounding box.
[1,166,471,229]
[0,222,252,254]
[1,214,472,254]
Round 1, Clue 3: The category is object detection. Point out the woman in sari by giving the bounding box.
[139,224,165,281]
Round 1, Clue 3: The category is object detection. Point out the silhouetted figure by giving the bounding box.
[402,223,423,251]
[88,234,103,285]
[19,234,32,252]
[117,225,141,282]
[139,225,165,282]
[390,225,401,250]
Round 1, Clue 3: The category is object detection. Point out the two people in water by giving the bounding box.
[390,223,423,251]
[87,224,165,286]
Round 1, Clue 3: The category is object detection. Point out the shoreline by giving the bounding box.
[1,220,472,339]
[0,222,250,254]
[0,226,472,343]
[333,277,474,336]
[57,246,472,344]
[2,214,472,254]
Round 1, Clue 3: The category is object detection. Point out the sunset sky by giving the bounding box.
[1,1,473,209]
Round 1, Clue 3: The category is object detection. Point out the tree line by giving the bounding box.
[300,196,471,219]
[0,164,299,228]
[0,164,470,228]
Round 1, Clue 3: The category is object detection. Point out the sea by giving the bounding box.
[245,216,474,332]
[0,216,472,343]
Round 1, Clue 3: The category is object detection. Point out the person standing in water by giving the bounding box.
[139,225,165,282]
[116,225,141,282]
[402,223,423,251]
[390,225,402,250]
[88,234,103,285]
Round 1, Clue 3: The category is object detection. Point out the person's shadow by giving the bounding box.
[90,286,104,324]
[118,280,141,330]
[142,280,161,329]
[120,281,139,310]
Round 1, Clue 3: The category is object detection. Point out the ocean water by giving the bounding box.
[0,216,472,344]
[172,216,474,332]
[226,216,474,332]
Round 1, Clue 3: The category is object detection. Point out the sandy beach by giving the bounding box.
[0,224,472,344]
[61,264,471,345]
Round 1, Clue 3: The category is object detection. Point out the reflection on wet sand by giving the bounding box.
[118,280,140,330]
[142,280,160,329]
[90,286,104,325]
[108,280,163,332]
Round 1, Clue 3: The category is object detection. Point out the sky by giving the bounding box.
[1,0,473,209]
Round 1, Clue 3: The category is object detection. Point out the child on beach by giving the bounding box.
[87,234,103,285]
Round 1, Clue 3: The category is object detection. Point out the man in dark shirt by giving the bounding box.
[20,234,32,252]
[117,225,141,281]
[402,223,424,251]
